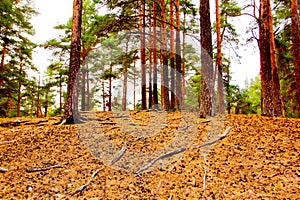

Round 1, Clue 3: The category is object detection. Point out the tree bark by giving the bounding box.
[170,0,176,109]
[152,1,159,108]
[139,0,147,110]
[160,0,170,110]
[175,0,182,110]
[199,0,214,117]
[16,60,23,117]
[64,0,82,124]
[259,0,274,116]
[268,1,282,116]
[215,0,225,114]
[291,0,300,118]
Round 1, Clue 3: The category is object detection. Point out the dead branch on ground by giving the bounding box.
[26,165,64,173]
[70,167,103,196]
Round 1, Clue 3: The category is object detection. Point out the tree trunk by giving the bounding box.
[0,34,8,88]
[16,60,23,117]
[199,0,214,117]
[181,12,186,109]
[59,74,62,115]
[109,63,112,111]
[259,0,274,116]
[291,0,300,118]
[102,79,106,111]
[64,0,82,124]
[148,36,153,109]
[139,0,147,110]
[152,1,159,108]
[268,1,282,116]
[160,0,170,110]
[215,0,225,114]
[86,67,90,111]
[170,0,176,109]
[175,0,182,110]
[81,69,86,111]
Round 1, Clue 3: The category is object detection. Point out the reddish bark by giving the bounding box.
[215,0,225,114]
[64,0,82,123]
[291,0,300,118]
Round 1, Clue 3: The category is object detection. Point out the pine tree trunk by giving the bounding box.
[148,37,153,109]
[199,0,214,117]
[81,69,86,111]
[175,0,182,110]
[160,0,170,110]
[139,0,147,110]
[64,0,82,124]
[109,63,112,111]
[102,79,106,111]
[0,34,8,88]
[59,74,62,115]
[268,1,282,116]
[181,12,186,109]
[122,68,128,111]
[291,0,300,118]
[152,1,159,108]
[16,60,23,117]
[170,0,175,109]
[215,0,224,114]
[86,68,90,111]
[259,0,274,116]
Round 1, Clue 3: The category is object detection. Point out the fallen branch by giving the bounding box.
[0,168,9,173]
[136,147,187,174]
[203,165,207,190]
[109,142,127,166]
[100,122,117,125]
[70,167,103,196]
[109,136,144,166]
[26,165,64,173]
[0,140,17,145]
[193,126,231,149]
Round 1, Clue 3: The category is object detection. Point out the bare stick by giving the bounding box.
[193,127,231,149]
[136,147,187,174]
[26,165,64,173]
[0,168,9,173]
[109,136,144,166]
[109,142,127,166]
[0,140,17,145]
[203,166,207,190]
[70,167,103,196]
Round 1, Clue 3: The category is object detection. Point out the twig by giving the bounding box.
[203,165,207,190]
[202,120,211,123]
[193,127,231,149]
[26,165,64,173]
[70,167,103,196]
[0,140,17,145]
[109,142,127,166]
[0,168,9,173]
[136,147,187,174]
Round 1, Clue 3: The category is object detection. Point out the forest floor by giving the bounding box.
[0,112,299,199]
